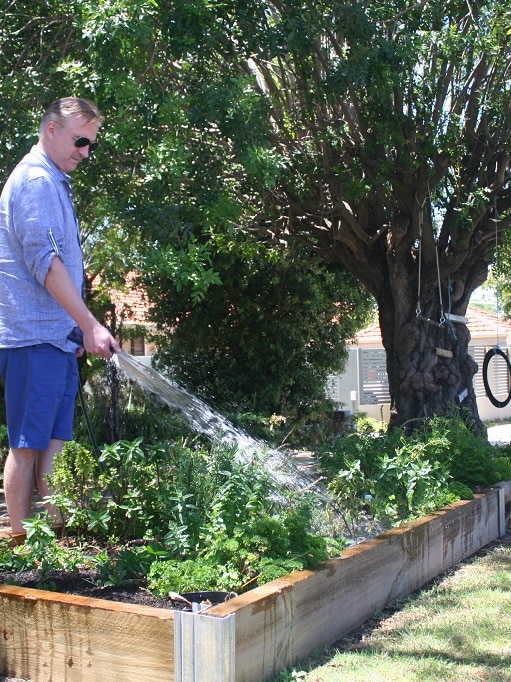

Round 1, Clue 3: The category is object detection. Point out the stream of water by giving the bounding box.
[113,350,319,493]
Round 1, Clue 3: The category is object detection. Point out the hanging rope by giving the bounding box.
[445,277,457,340]
[494,195,501,347]
[415,195,441,325]
[415,195,456,337]
[434,240,446,326]
[415,198,424,318]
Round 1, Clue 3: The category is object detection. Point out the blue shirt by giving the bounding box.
[0,146,84,351]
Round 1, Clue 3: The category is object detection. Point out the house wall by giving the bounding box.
[327,345,511,423]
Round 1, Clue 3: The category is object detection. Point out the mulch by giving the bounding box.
[0,567,188,610]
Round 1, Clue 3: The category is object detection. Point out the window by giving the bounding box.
[359,350,390,404]
[471,347,486,398]
[130,337,145,356]
[473,345,511,400]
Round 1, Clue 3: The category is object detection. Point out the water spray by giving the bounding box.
[68,325,325,499]
[112,350,324,496]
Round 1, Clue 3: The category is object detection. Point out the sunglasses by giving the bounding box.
[74,137,99,152]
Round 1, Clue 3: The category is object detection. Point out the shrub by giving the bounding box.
[318,414,508,526]
[42,437,334,595]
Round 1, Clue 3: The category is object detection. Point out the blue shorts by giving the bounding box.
[0,344,78,450]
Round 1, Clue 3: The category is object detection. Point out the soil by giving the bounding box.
[0,567,189,610]
[0,490,200,612]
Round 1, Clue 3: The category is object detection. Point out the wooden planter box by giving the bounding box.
[1,482,510,682]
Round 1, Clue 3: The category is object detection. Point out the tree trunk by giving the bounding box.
[238,2,511,432]
[377,254,488,435]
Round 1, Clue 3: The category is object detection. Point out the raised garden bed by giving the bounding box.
[1,482,510,682]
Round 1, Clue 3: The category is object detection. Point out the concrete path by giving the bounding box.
[487,423,511,444]
[0,489,45,534]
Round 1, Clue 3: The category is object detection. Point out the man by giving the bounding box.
[0,97,120,532]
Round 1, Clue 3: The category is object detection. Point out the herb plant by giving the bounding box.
[0,437,332,596]
[319,413,511,526]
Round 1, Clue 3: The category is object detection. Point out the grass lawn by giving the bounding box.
[275,532,511,682]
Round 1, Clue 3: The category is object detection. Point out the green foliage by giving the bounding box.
[142,240,222,305]
[50,441,107,536]
[147,558,231,594]
[276,668,307,682]
[319,414,507,526]
[433,418,511,488]
[148,244,372,427]
[13,437,332,594]
[0,514,90,589]
[2,414,507,596]
[95,542,170,588]
[354,413,386,435]
[147,501,328,595]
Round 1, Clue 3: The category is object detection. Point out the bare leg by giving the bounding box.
[3,447,37,533]
[35,438,64,525]
[3,439,64,532]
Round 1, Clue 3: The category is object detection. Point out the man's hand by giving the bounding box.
[82,321,120,358]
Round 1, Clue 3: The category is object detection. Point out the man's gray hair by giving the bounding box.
[39,97,103,136]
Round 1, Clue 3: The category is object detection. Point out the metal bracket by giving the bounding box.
[174,610,235,681]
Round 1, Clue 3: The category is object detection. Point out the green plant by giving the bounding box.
[99,438,164,538]
[147,557,241,594]
[148,244,372,434]
[354,413,386,435]
[276,669,307,681]
[370,439,453,523]
[321,414,500,528]
[426,416,511,486]
[0,514,92,589]
[95,542,171,587]
[148,494,330,596]
[35,437,338,595]
[50,441,107,536]
[327,458,368,534]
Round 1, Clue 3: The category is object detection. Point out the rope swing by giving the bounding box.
[482,199,511,408]
[483,347,511,408]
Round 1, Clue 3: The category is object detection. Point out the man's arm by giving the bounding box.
[44,256,120,357]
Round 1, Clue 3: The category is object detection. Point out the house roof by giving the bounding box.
[464,306,511,340]
[355,306,511,346]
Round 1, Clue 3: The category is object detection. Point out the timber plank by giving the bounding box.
[0,585,174,682]
[209,493,500,682]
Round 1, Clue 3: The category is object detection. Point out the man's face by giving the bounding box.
[44,115,100,173]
